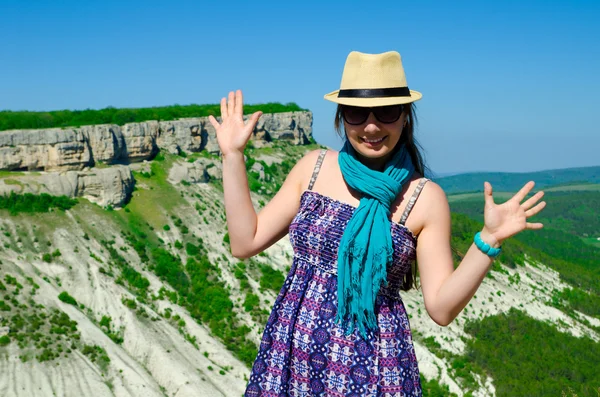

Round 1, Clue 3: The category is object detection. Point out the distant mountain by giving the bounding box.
[434,165,600,194]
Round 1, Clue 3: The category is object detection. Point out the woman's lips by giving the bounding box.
[361,136,387,146]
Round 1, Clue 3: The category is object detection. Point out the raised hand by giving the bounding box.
[482,181,546,244]
[208,90,262,157]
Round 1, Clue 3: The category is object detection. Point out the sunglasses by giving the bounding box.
[341,104,405,125]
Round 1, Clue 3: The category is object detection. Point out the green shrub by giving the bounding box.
[185,243,200,256]
[99,315,111,328]
[152,248,190,292]
[58,291,78,306]
[259,265,285,293]
[123,298,137,309]
[243,294,260,312]
[82,344,111,371]
[0,192,77,215]
[0,335,10,346]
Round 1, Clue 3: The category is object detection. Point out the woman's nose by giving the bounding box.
[363,112,380,132]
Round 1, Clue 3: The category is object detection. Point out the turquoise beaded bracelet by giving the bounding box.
[474,232,501,258]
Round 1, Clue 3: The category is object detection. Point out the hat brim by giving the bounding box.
[323,89,422,107]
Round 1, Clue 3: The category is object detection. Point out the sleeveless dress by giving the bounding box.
[245,149,429,397]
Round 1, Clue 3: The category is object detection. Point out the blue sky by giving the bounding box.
[1,0,598,176]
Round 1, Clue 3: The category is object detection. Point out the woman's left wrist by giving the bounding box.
[480,228,501,248]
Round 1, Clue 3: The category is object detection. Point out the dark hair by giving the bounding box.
[334,103,429,291]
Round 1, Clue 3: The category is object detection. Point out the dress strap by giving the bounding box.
[307,149,328,190]
[399,178,430,225]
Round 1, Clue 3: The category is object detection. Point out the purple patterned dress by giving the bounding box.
[244,184,424,396]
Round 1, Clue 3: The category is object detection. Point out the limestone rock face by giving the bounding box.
[157,119,206,155]
[253,111,313,145]
[0,111,312,171]
[0,165,134,207]
[0,128,90,171]
[121,121,159,161]
[168,159,222,185]
[80,124,127,164]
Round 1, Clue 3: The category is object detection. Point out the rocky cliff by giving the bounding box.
[0,111,312,207]
[0,111,313,172]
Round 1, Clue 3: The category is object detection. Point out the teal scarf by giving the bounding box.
[336,140,414,336]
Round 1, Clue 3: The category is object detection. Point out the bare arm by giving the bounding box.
[221,149,320,258]
[210,89,320,258]
[416,181,546,326]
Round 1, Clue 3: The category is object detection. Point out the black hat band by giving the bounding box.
[337,87,411,98]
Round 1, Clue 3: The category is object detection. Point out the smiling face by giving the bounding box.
[341,105,407,171]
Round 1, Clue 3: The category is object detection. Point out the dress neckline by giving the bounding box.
[301,190,418,242]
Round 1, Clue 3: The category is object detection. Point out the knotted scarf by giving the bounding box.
[336,140,415,337]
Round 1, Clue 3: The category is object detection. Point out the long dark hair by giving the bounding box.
[333,103,429,291]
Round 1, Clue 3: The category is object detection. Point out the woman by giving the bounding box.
[208,51,546,396]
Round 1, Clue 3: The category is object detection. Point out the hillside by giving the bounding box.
[0,116,598,396]
[435,166,600,194]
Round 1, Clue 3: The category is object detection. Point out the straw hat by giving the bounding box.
[324,51,422,107]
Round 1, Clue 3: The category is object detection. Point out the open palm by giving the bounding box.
[208,90,262,157]
[483,181,546,243]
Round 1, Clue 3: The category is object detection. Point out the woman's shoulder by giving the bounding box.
[295,148,330,169]
[414,175,446,204]
[295,148,337,170]
[411,175,449,223]
[287,148,334,189]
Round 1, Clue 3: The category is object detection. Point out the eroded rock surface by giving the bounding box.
[0,111,312,171]
[0,165,134,207]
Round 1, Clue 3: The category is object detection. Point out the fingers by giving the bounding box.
[526,222,544,230]
[208,115,220,130]
[521,190,544,210]
[220,97,228,121]
[514,181,535,203]
[484,181,495,207]
[227,91,235,118]
[525,201,546,217]
[235,90,243,117]
[217,90,244,124]
[248,111,263,128]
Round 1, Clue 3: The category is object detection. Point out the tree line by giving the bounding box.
[0,102,306,131]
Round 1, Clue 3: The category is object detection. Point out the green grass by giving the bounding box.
[3,179,24,188]
[447,191,513,203]
[544,183,600,192]
[582,237,600,248]
[124,154,187,228]
[0,171,43,179]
